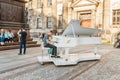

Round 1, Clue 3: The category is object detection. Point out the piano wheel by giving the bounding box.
[41,62,44,65]
[65,59,68,61]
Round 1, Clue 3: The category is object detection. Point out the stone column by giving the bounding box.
[52,0,57,30]
[72,11,77,20]
[91,9,96,28]
[103,0,110,35]
[63,0,68,29]
[68,2,72,23]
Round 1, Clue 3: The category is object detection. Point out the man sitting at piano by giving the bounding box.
[42,30,60,58]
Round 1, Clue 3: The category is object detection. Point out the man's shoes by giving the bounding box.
[55,56,60,58]
[51,55,61,58]
[18,53,22,55]
[23,53,26,55]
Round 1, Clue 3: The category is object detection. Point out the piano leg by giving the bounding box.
[59,48,64,57]
[94,45,98,55]
[64,48,69,61]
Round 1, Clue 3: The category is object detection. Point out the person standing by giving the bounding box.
[4,30,9,43]
[19,28,27,55]
[0,29,5,45]
[17,29,22,42]
[8,30,14,43]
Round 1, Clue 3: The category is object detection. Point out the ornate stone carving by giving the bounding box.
[0,1,23,22]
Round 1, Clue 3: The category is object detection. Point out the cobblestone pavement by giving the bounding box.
[74,46,120,80]
[0,44,118,80]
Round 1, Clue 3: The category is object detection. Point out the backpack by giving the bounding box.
[48,48,53,54]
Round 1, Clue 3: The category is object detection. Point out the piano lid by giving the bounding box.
[62,20,101,37]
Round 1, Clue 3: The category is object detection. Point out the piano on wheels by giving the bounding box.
[38,20,101,66]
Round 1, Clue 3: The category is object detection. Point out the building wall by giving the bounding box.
[26,0,120,43]
[0,0,25,23]
[26,0,104,32]
[26,0,66,37]
[0,0,30,39]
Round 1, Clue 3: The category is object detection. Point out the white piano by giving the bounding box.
[38,20,101,66]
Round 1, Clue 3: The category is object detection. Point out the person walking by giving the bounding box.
[19,28,27,55]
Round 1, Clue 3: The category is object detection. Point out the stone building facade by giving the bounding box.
[26,0,69,37]
[25,0,120,43]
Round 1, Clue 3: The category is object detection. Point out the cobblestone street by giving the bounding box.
[0,44,119,80]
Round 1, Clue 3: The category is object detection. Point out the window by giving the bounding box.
[37,17,42,29]
[112,9,120,25]
[48,0,52,6]
[29,0,32,9]
[47,17,52,28]
[58,15,63,29]
[37,0,42,8]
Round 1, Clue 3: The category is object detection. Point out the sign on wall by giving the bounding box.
[57,3,63,15]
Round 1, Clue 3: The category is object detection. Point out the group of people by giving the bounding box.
[40,30,60,58]
[0,27,27,55]
[0,28,58,57]
[0,29,14,45]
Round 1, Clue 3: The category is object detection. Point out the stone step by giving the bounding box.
[0,44,41,51]
[26,38,33,41]
[1,41,37,46]
[0,21,29,29]
[11,37,33,42]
